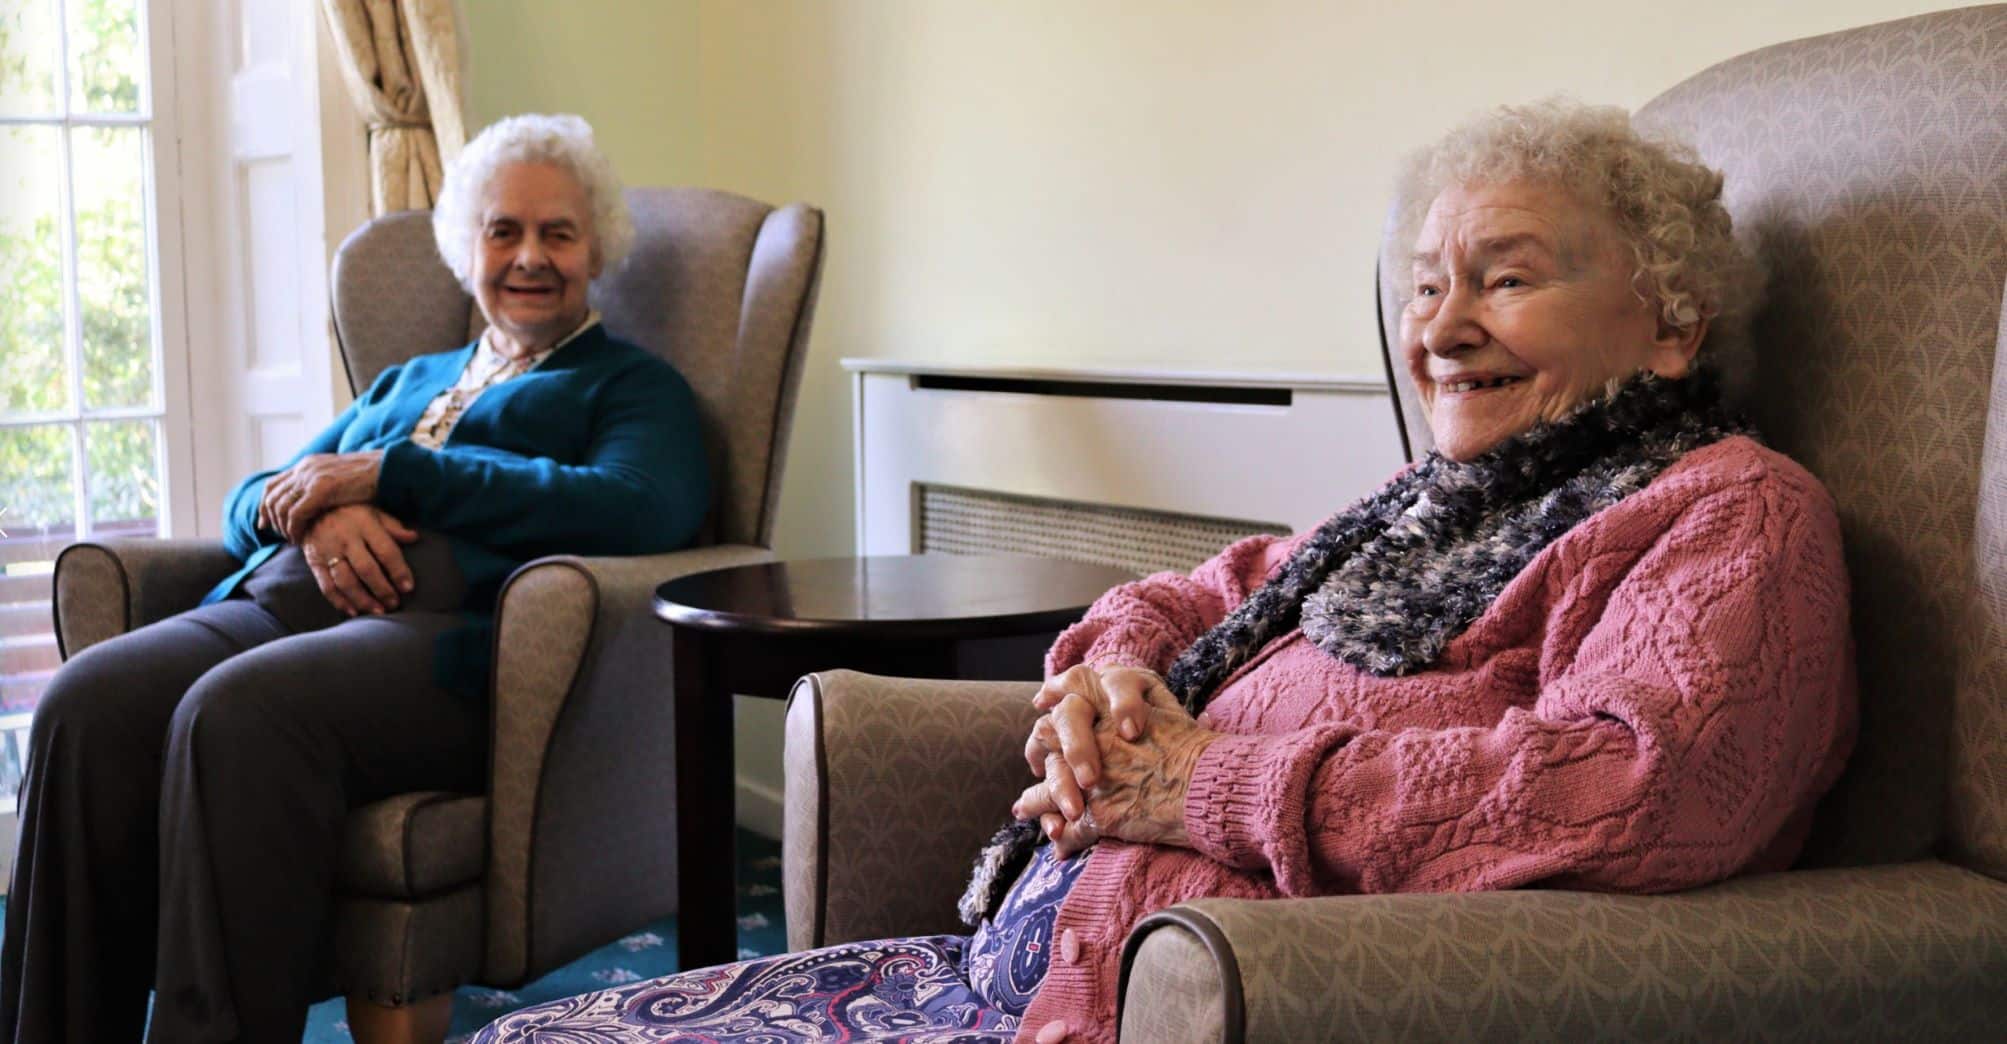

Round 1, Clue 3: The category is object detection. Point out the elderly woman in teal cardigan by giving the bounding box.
[0,114,708,1044]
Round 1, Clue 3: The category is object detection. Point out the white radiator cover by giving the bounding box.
[848,360,1408,560]
[917,484,1290,575]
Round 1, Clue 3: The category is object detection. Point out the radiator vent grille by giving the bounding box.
[918,484,1291,576]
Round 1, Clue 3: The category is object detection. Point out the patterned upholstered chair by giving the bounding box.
[51,189,823,1016]
[782,8,2007,1039]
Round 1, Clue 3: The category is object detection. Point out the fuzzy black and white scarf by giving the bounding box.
[957,370,1751,925]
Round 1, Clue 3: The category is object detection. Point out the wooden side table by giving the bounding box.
[654,553,1138,970]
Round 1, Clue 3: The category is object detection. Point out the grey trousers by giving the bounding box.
[0,538,487,1043]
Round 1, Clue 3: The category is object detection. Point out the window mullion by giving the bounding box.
[58,123,89,539]
[135,0,152,119]
[54,120,85,542]
[53,0,87,539]
[52,0,72,113]
[0,113,148,128]
[142,120,163,417]
[67,424,88,541]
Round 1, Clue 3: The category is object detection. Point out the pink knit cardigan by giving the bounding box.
[1016,436,1857,1043]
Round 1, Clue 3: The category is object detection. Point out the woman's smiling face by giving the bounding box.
[1400,180,1701,460]
[471,161,601,354]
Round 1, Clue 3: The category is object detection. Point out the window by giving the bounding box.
[0,0,170,803]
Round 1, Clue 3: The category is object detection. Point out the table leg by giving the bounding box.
[671,626,738,970]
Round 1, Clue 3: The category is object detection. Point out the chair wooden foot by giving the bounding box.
[346,992,453,1044]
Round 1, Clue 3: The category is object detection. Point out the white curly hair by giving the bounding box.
[431,113,633,289]
[1389,98,1760,377]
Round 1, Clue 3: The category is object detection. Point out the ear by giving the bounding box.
[589,246,605,281]
[1646,312,1709,379]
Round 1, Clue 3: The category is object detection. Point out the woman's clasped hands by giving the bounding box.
[1013,663,1221,858]
[300,504,419,617]
[257,450,386,544]
[255,450,420,616]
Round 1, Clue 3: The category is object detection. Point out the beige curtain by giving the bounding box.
[321,0,467,215]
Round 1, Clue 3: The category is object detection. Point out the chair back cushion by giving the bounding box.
[329,189,824,548]
[330,210,475,394]
[1377,6,2007,873]
[1964,293,2007,879]
[1634,5,2007,873]
[591,189,823,548]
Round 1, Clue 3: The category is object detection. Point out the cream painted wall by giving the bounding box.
[466,1,705,186]
[462,0,1965,834]
[470,0,1960,557]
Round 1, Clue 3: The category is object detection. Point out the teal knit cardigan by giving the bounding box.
[203,325,711,693]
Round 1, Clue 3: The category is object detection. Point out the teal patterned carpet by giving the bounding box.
[305,827,786,1042]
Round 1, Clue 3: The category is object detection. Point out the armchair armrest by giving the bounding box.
[783,669,1041,950]
[1118,860,2007,1043]
[52,539,238,657]
[483,542,774,984]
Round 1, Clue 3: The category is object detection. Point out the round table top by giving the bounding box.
[653,554,1141,639]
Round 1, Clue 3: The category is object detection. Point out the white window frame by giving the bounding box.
[0,0,363,888]
[151,0,200,541]
[0,0,199,540]
[0,0,197,881]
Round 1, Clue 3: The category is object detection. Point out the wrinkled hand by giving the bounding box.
[259,450,385,544]
[300,504,419,616]
[1017,663,1183,857]
[1015,704,1220,857]
[1023,663,1183,810]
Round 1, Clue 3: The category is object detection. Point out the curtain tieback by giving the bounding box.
[367,118,430,133]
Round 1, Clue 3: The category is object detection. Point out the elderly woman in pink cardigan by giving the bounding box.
[476,100,1854,1044]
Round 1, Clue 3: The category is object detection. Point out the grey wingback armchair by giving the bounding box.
[50,188,823,1006]
[781,8,2007,1040]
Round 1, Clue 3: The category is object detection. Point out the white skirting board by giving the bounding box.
[735,693,787,841]
[737,775,784,842]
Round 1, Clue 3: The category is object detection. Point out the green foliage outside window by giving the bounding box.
[0,0,156,533]
[0,208,65,417]
[71,0,141,113]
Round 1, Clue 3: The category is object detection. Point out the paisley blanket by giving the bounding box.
[473,849,1091,1043]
